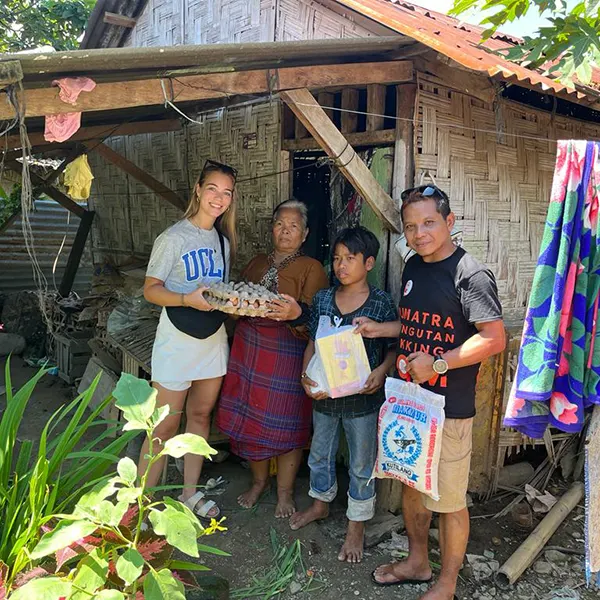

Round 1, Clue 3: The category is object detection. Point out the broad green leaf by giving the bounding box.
[8,576,72,600]
[167,559,211,571]
[122,419,149,432]
[117,457,137,485]
[161,433,217,459]
[113,374,157,426]
[143,568,185,600]
[116,548,144,586]
[152,405,171,428]
[162,496,203,536]
[149,504,201,557]
[75,480,118,517]
[117,487,143,504]
[93,591,125,600]
[70,548,108,600]
[31,520,99,560]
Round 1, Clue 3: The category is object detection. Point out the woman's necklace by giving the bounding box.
[260,250,302,293]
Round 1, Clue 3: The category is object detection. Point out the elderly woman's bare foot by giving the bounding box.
[237,480,269,509]
[289,500,329,530]
[275,489,296,518]
[338,520,365,563]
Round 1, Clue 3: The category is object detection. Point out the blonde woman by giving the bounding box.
[141,160,238,519]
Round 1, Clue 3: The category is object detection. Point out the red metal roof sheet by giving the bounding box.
[333,0,600,107]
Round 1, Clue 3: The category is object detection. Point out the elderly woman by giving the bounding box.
[216,199,328,518]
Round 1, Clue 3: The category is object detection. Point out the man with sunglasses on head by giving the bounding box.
[354,185,505,600]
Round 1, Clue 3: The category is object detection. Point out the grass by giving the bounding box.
[231,528,324,599]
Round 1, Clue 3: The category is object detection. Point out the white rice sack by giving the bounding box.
[372,377,446,501]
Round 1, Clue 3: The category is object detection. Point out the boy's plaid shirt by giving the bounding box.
[308,285,398,417]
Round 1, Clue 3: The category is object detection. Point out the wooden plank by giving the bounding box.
[2,119,182,152]
[367,84,386,131]
[318,92,335,121]
[103,12,137,27]
[7,37,415,76]
[280,151,291,201]
[283,129,396,151]
[341,88,359,133]
[85,142,186,211]
[281,88,403,232]
[388,84,417,304]
[4,160,86,218]
[58,210,95,297]
[0,61,414,120]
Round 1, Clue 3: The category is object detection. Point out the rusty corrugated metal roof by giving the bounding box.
[333,0,600,107]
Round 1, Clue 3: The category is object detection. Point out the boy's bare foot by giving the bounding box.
[275,489,296,518]
[289,500,329,530]
[338,520,365,563]
[237,480,269,509]
[372,559,432,585]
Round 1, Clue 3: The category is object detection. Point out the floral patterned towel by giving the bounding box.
[504,140,600,437]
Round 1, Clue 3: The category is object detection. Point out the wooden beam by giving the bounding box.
[2,119,182,152]
[4,160,86,218]
[0,61,414,120]
[103,12,137,27]
[281,89,403,232]
[85,142,186,211]
[341,88,359,134]
[317,92,335,121]
[283,129,396,151]
[367,84,386,131]
[59,210,95,297]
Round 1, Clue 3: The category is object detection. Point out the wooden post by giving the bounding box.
[387,83,416,305]
[367,84,386,131]
[281,88,402,232]
[317,92,335,122]
[0,60,23,89]
[58,210,95,298]
[341,88,359,133]
[85,142,186,211]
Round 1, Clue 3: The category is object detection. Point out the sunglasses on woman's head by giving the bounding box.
[202,159,238,182]
[400,185,448,202]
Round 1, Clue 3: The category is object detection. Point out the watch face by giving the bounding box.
[433,359,448,374]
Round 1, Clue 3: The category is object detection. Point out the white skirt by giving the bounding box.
[151,309,229,391]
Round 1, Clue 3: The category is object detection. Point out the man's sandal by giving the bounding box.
[370,570,432,587]
[178,491,221,520]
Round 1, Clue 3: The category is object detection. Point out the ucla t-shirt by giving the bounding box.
[397,247,502,419]
[146,219,230,293]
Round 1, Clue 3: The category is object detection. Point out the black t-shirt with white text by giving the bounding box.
[397,248,502,419]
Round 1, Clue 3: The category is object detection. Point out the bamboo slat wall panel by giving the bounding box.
[126,0,274,47]
[276,0,375,40]
[88,103,281,273]
[415,72,600,322]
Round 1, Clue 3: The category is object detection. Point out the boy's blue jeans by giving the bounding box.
[308,409,378,522]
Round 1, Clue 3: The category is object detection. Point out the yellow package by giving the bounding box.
[315,316,371,398]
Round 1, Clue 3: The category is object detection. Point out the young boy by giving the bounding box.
[290,226,398,563]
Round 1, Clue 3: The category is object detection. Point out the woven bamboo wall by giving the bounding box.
[126,0,275,46]
[88,103,281,272]
[415,72,600,323]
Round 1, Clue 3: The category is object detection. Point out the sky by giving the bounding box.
[410,0,576,38]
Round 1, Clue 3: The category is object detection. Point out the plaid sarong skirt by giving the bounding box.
[216,318,311,461]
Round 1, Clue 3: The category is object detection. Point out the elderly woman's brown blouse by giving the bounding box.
[242,254,328,304]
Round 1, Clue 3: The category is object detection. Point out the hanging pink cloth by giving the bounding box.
[44,77,96,143]
[51,77,96,105]
[44,112,82,143]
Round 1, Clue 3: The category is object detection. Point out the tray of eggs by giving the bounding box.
[203,281,285,317]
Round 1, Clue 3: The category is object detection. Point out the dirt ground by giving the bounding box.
[1,357,595,600]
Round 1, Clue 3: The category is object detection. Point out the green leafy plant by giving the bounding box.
[450,0,600,85]
[0,0,94,53]
[0,359,137,592]
[0,184,21,229]
[5,373,228,599]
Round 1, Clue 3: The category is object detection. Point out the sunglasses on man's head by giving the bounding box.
[400,185,448,202]
[202,159,238,181]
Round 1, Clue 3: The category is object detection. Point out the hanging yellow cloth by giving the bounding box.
[63,154,94,200]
